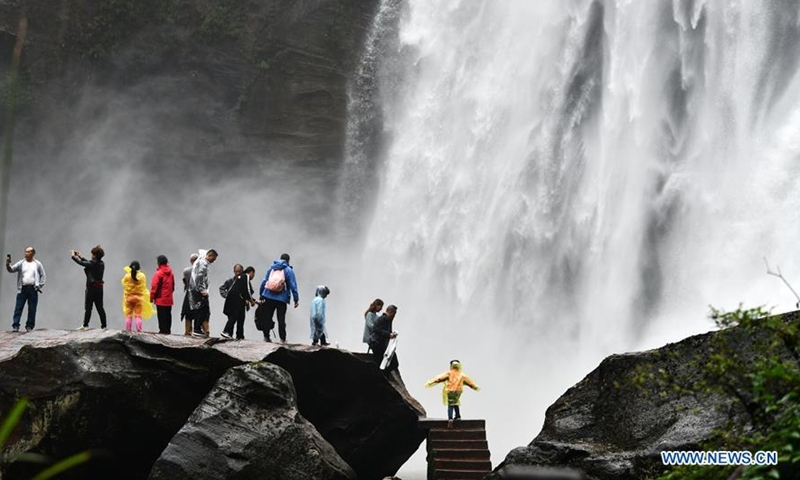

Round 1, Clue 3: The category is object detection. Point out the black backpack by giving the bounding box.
[254,301,275,331]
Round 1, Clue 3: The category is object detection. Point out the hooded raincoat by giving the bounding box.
[425,361,480,406]
[121,266,154,319]
[309,285,329,342]
[260,259,299,305]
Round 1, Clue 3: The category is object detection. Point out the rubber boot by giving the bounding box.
[125,317,132,331]
[202,320,210,337]
[135,317,143,332]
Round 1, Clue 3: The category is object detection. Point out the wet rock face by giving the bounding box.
[487,319,795,480]
[0,331,425,480]
[0,0,380,166]
[269,349,427,480]
[148,362,355,480]
[0,331,244,480]
[0,0,383,235]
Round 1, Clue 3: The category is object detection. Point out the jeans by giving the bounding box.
[13,285,38,330]
[447,405,461,420]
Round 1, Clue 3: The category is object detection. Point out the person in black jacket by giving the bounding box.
[221,266,257,340]
[71,245,107,330]
[369,304,398,369]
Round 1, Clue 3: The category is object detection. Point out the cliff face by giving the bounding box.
[0,330,425,480]
[0,0,378,167]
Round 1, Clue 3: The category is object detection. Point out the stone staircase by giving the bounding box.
[419,418,492,480]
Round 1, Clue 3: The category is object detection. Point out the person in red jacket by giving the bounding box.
[150,255,176,334]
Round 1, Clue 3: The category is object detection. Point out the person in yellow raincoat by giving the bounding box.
[121,261,153,332]
[425,359,480,420]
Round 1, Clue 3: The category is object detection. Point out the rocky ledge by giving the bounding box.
[0,330,425,480]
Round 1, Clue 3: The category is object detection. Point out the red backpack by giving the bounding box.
[265,268,286,293]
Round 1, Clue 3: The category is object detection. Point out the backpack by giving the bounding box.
[219,277,235,298]
[254,302,275,331]
[265,268,286,293]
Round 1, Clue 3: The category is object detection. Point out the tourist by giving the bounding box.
[425,360,480,420]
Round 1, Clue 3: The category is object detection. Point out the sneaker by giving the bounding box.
[220,332,232,339]
[77,326,89,331]
[25,327,32,332]
[280,339,287,345]
[101,327,107,331]
[12,326,19,332]
[191,331,205,338]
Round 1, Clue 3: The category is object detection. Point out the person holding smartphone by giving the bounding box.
[71,245,107,331]
[5,246,46,332]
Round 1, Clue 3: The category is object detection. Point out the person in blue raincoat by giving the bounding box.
[259,253,299,343]
[310,285,330,346]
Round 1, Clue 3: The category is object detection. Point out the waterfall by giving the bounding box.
[347,0,800,469]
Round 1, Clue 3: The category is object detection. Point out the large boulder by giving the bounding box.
[488,312,800,480]
[269,349,426,480]
[0,330,425,480]
[148,362,355,480]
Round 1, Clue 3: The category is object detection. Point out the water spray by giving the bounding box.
[0,17,28,308]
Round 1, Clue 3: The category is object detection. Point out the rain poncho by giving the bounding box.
[425,361,480,406]
[121,266,154,319]
[309,285,329,342]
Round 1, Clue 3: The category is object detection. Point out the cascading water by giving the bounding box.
[344,0,800,473]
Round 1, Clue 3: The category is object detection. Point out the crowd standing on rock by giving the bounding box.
[5,246,45,333]
[5,245,415,369]
[71,246,106,331]
[258,253,299,344]
[121,261,153,332]
[150,255,175,334]
[425,360,480,420]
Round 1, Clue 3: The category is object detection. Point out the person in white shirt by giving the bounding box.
[5,246,46,332]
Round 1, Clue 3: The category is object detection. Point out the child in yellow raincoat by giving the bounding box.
[121,261,153,331]
[425,360,480,420]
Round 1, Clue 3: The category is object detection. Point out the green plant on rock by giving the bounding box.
[0,399,91,480]
[649,305,800,479]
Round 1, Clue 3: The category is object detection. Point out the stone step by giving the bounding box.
[429,429,486,441]
[433,458,492,471]
[432,468,490,479]
[427,439,488,450]
[419,418,486,430]
[430,448,491,460]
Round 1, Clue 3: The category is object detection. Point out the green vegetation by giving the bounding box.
[0,399,91,479]
[648,306,800,479]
